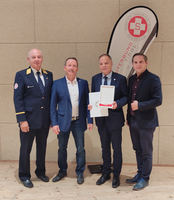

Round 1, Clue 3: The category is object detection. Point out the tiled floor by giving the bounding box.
[0,161,174,199]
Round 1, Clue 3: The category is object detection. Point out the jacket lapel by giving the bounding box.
[63,76,71,103]
[135,70,148,98]
[42,69,49,94]
[128,75,135,101]
[77,78,82,103]
[111,72,117,85]
[96,73,102,91]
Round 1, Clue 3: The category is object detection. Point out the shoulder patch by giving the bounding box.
[14,83,18,89]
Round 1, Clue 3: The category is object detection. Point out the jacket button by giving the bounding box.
[42,97,44,99]
[41,107,43,109]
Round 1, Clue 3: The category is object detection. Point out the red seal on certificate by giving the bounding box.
[99,103,113,108]
[98,85,115,108]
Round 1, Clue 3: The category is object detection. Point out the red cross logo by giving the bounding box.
[128,16,147,37]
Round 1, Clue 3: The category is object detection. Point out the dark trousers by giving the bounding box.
[57,119,85,175]
[97,122,122,177]
[129,116,155,181]
[19,126,49,181]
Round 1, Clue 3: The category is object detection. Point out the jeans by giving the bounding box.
[129,116,155,181]
[57,119,85,175]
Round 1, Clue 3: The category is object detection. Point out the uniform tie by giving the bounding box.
[36,71,45,94]
[104,76,108,85]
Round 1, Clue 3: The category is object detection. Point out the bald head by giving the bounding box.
[27,49,43,71]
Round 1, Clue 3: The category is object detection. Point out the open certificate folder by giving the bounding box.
[99,85,115,108]
[89,92,108,118]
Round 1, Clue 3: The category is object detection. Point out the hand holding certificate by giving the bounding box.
[89,85,115,118]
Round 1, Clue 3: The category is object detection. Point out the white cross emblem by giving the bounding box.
[130,18,146,35]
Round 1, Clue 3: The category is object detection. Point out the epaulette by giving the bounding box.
[42,69,48,74]
[26,68,31,75]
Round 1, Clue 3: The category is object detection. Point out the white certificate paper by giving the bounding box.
[99,85,115,108]
[89,92,108,118]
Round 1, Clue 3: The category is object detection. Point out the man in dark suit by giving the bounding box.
[50,57,93,184]
[126,53,162,190]
[90,54,128,188]
[13,49,53,188]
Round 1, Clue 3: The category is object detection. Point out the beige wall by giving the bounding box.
[0,0,173,165]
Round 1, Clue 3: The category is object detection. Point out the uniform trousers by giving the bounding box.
[19,125,49,181]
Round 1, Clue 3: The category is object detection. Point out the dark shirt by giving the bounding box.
[130,70,146,115]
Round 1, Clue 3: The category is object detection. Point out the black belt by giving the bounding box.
[71,116,79,121]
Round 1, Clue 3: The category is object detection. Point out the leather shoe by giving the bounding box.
[112,176,120,188]
[133,178,149,191]
[77,174,84,184]
[37,175,49,182]
[21,179,33,188]
[126,174,140,184]
[96,174,110,185]
[52,172,67,182]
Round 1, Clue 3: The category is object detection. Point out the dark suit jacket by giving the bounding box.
[50,77,93,132]
[127,69,162,128]
[91,72,128,130]
[13,67,53,129]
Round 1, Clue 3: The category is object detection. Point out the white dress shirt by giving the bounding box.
[66,76,79,117]
[31,67,45,86]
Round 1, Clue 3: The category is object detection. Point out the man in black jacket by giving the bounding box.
[126,53,162,190]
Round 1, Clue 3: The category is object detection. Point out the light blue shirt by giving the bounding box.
[102,71,112,85]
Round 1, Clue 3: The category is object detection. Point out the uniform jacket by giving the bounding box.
[13,67,53,129]
[91,72,128,130]
[127,69,162,128]
[50,76,93,132]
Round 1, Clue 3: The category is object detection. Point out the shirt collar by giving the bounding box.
[66,76,77,85]
[135,69,147,80]
[102,71,112,79]
[31,66,42,76]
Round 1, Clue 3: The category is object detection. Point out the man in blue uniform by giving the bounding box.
[13,49,53,188]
